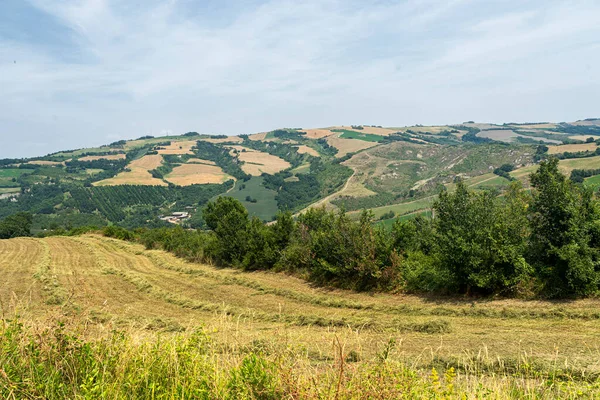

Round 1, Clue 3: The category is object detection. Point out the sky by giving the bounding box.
[0,0,599,158]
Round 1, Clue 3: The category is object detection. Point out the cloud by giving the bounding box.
[0,0,599,157]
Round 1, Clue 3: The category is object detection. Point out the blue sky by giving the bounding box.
[1,0,599,158]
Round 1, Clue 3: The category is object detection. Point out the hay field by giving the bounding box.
[229,146,291,175]
[332,126,396,136]
[165,163,233,185]
[2,234,600,397]
[156,140,197,155]
[78,154,126,161]
[248,132,268,141]
[326,133,379,157]
[27,160,64,166]
[200,135,243,144]
[302,128,337,139]
[187,158,216,165]
[569,135,600,141]
[547,142,597,154]
[94,154,167,186]
[294,145,320,157]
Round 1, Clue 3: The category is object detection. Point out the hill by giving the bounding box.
[1,120,600,232]
[2,234,600,397]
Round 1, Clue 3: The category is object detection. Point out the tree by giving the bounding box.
[528,158,600,296]
[0,212,33,239]
[203,197,250,264]
[433,181,531,294]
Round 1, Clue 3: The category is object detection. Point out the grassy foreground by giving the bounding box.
[2,235,600,398]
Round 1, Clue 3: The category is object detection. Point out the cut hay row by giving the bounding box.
[3,234,600,374]
[94,154,167,186]
[165,163,233,185]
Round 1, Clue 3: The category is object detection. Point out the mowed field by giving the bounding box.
[165,162,233,185]
[157,140,197,155]
[229,146,291,175]
[94,154,167,186]
[547,142,597,154]
[78,153,126,161]
[2,235,600,397]
[326,133,379,157]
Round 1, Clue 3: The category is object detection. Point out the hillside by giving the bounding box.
[1,120,600,231]
[2,234,600,397]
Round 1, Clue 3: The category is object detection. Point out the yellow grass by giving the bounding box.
[510,123,557,129]
[27,160,64,166]
[165,163,233,185]
[78,154,126,161]
[187,158,216,165]
[3,233,600,389]
[302,128,337,139]
[294,145,320,157]
[94,154,167,186]
[326,133,379,157]
[156,140,197,155]
[547,143,597,154]
[200,136,243,144]
[332,126,396,136]
[248,132,268,141]
[228,146,291,175]
[569,135,600,141]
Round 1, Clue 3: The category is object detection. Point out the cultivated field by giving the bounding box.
[326,133,379,157]
[2,235,600,397]
[156,140,197,155]
[569,135,600,141]
[94,154,167,186]
[78,153,126,161]
[301,128,337,139]
[332,126,396,136]
[228,146,291,175]
[165,163,233,185]
[200,135,243,144]
[294,144,320,157]
[26,160,64,166]
[547,142,597,154]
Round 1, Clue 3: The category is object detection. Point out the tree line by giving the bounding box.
[100,158,600,298]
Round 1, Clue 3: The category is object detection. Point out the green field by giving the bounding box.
[377,209,433,229]
[335,129,384,142]
[584,174,600,190]
[226,177,279,221]
[0,187,20,194]
[0,168,33,178]
[349,197,434,219]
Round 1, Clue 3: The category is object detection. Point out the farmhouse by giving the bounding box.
[159,211,190,224]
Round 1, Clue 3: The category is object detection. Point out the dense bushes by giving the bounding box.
[0,212,32,239]
[115,158,600,298]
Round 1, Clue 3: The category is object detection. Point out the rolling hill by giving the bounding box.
[1,120,600,232]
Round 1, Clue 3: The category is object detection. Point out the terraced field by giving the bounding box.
[2,234,600,378]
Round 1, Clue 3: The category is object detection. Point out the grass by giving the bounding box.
[585,174,600,190]
[0,187,20,194]
[335,129,384,142]
[0,168,33,178]
[376,210,433,229]
[350,197,434,219]
[2,234,600,398]
[226,177,279,221]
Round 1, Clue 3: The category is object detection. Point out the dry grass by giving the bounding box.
[326,133,379,157]
[94,154,167,186]
[510,123,558,129]
[26,160,64,166]
[332,126,396,136]
[248,132,268,141]
[156,140,197,155]
[78,154,126,161]
[200,136,243,144]
[3,234,600,378]
[187,158,216,165]
[302,128,337,139]
[547,143,597,154]
[228,146,291,175]
[569,135,600,141]
[165,163,233,185]
[295,145,320,157]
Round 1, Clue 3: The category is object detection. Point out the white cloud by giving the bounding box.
[0,0,599,157]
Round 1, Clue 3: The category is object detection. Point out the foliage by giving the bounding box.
[0,212,32,239]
